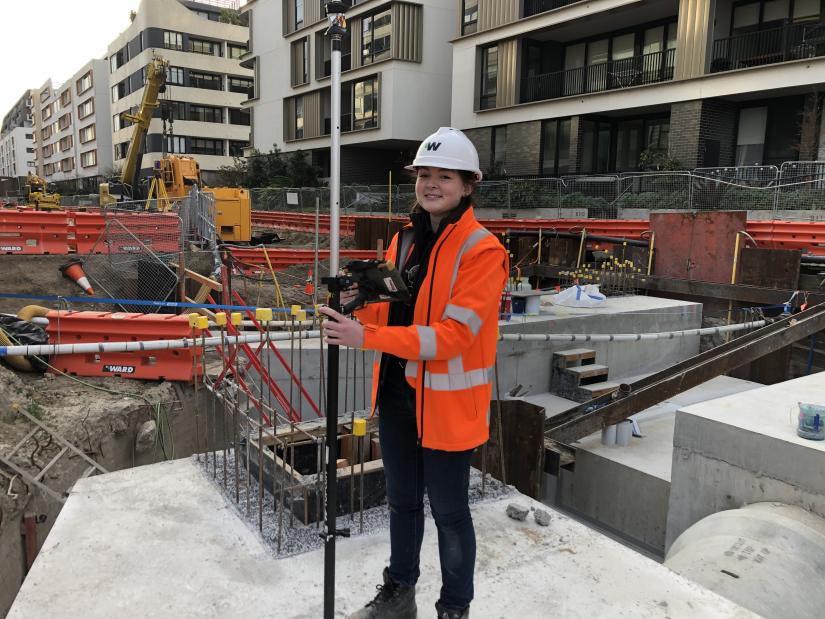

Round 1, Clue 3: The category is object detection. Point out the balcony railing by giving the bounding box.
[524,0,583,18]
[521,49,675,104]
[710,21,825,72]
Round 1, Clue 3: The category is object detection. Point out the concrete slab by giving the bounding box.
[666,372,825,551]
[555,377,762,555]
[9,458,755,618]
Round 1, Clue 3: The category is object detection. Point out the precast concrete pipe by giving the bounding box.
[0,330,321,358]
[665,502,825,618]
[497,320,765,342]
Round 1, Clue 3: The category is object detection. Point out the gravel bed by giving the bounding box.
[195,449,516,558]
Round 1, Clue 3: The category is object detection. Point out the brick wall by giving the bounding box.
[464,127,492,174]
[504,120,542,176]
[669,99,738,168]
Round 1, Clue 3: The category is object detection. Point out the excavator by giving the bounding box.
[100,56,251,243]
[24,173,61,211]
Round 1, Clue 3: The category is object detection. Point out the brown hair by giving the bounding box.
[408,168,478,213]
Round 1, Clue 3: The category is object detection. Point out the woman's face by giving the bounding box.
[415,167,471,217]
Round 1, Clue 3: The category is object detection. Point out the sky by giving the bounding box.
[1,0,142,118]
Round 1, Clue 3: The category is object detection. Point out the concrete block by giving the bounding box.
[666,373,825,551]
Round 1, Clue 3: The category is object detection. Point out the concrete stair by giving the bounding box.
[550,348,620,403]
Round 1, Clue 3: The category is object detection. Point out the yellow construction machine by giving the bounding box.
[24,173,61,211]
[101,55,252,243]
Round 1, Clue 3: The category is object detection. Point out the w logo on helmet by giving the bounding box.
[424,142,442,152]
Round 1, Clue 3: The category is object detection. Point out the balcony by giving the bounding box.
[710,21,825,73]
[524,0,584,18]
[521,49,675,104]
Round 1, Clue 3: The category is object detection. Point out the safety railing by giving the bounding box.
[523,0,583,18]
[521,49,675,104]
[710,21,825,73]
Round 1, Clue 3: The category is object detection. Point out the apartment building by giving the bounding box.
[108,0,253,185]
[241,0,458,183]
[452,0,825,176]
[31,60,113,189]
[0,91,35,180]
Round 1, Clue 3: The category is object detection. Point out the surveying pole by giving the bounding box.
[321,3,351,618]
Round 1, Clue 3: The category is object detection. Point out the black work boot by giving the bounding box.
[348,567,417,619]
[435,601,469,619]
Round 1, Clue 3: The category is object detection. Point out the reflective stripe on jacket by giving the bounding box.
[355,206,508,451]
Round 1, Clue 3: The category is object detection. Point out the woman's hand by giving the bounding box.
[318,306,365,348]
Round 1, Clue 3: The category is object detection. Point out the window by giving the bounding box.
[60,89,71,107]
[42,105,53,121]
[80,150,97,168]
[60,157,74,172]
[190,138,224,155]
[193,9,219,21]
[40,88,50,102]
[76,71,93,94]
[190,105,223,123]
[317,28,351,78]
[44,163,55,176]
[190,38,220,56]
[295,97,304,138]
[166,136,186,154]
[580,119,612,174]
[25,133,33,140]
[794,0,820,20]
[292,38,310,86]
[229,108,251,126]
[43,143,54,158]
[229,140,249,157]
[492,126,507,169]
[295,0,304,29]
[110,47,126,73]
[79,124,96,144]
[189,71,223,90]
[112,81,128,103]
[479,45,498,110]
[362,9,392,65]
[228,44,247,59]
[58,113,71,131]
[462,0,479,35]
[164,31,184,51]
[41,126,52,141]
[59,135,73,152]
[353,76,379,130]
[78,98,94,119]
[114,142,129,160]
[228,76,254,94]
[167,67,185,86]
[162,100,186,122]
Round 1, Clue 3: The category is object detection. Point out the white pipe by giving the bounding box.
[1,320,766,358]
[0,330,321,358]
[498,320,766,342]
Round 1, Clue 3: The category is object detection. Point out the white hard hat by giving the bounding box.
[405,127,483,181]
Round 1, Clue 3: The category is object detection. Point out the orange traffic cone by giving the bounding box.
[304,269,315,295]
[59,260,94,295]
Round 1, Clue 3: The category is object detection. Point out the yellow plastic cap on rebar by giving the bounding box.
[291,304,301,316]
[188,313,200,328]
[256,307,273,321]
[296,310,307,322]
[353,418,367,437]
[196,316,209,330]
[230,312,243,326]
[214,312,227,326]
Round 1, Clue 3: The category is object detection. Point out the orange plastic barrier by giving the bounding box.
[0,211,71,255]
[746,220,825,255]
[69,212,106,254]
[228,247,376,273]
[45,310,201,381]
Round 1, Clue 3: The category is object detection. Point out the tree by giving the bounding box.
[219,8,248,26]
[216,145,323,188]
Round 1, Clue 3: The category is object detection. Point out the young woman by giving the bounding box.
[320,127,508,619]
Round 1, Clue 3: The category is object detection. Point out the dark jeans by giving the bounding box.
[378,379,476,610]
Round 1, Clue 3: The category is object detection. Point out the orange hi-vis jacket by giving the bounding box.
[355,206,508,451]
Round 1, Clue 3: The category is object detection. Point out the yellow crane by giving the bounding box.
[100,55,251,243]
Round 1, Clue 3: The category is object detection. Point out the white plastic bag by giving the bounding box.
[552,284,606,308]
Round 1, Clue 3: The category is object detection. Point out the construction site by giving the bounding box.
[2,0,825,618]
